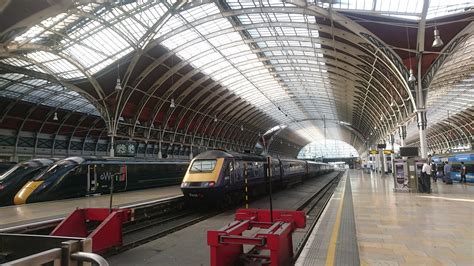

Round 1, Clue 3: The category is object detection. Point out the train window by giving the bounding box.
[34,160,79,181]
[190,160,216,172]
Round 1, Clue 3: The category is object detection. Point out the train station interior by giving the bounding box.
[0,0,473,265]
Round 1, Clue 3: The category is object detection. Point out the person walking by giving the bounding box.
[460,162,467,183]
[443,162,452,184]
[421,161,432,193]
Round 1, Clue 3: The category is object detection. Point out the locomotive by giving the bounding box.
[180,150,332,203]
[14,157,189,204]
[0,158,57,206]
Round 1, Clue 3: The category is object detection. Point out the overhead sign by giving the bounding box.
[377,144,386,149]
[383,150,393,155]
[370,150,378,155]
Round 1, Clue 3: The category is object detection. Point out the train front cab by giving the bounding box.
[181,157,231,201]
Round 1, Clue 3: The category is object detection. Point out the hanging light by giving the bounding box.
[432,26,444,48]
[240,125,244,131]
[115,59,122,91]
[53,112,58,121]
[170,98,176,108]
[115,77,122,90]
[408,68,416,82]
[214,115,217,122]
[258,132,261,137]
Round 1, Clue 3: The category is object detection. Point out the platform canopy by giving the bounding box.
[0,0,472,158]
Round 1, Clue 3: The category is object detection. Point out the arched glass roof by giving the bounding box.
[327,0,473,20]
[298,139,359,159]
[0,0,472,155]
[0,73,99,115]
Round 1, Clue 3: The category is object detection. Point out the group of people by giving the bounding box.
[421,160,467,184]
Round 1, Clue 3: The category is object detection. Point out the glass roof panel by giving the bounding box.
[298,139,359,159]
[6,1,172,80]
[319,0,472,19]
[0,73,100,116]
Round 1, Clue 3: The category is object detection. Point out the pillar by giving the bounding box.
[399,125,407,147]
[417,111,428,158]
[109,134,115,157]
[158,141,162,159]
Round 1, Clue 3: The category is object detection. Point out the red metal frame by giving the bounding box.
[208,209,306,266]
[50,208,131,253]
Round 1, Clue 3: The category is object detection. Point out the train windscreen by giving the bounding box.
[190,160,216,172]
[0,165,24,181]
[33,160,79,181]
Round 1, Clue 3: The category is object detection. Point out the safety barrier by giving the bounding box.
[208,208,306,266]
[50,208,132,253]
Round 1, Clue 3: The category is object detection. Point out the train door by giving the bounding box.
[95,164,127,193]
[223,159,235,186]
[87,164,98,193]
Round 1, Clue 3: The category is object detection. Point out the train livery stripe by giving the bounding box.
[14,181,44,205]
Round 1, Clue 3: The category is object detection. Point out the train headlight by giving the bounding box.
[203,181,215,187]
[181,182,189,188]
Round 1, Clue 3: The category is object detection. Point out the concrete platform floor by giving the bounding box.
[0,186,182,229]
[352,170,474,266]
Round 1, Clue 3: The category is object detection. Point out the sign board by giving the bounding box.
[377,143,386,149]
[383,150,393,155]
[370,150,378,155]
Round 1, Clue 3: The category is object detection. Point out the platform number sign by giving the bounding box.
[115,141,136,157]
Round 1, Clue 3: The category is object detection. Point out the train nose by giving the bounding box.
[14,181,43,205]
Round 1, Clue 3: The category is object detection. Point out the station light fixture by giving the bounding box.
[115,59,122,91]
[432,26,444,48]
[170,98,176,108]
[240,125,244,131]
[408,69,416,82]
[214,115,217,122]
[114,77,122,90]
[53,112,58,121]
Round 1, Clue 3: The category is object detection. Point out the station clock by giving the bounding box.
[115,142,136,157]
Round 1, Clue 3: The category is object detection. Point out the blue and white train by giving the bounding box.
[431,152,473,183]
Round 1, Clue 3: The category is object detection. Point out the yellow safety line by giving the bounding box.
[325,178,346,266]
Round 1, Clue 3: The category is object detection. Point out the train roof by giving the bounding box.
[193,150,265,161]
[56,156,189,164]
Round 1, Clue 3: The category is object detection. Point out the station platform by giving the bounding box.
[297,169,474,265]
[0,186,181,230]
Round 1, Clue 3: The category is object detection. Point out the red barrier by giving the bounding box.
[50,208,131,253]
[208,209,306,266]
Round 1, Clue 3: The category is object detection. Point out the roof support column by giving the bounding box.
[415,0,430,159]
[399,125,407,147]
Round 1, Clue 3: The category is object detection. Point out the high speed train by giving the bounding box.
[431,152,473,183]
[180,150,332,203]
[14,157,189,204]
[0,158,57,206]
[0,162,16,175]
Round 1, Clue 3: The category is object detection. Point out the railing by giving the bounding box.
[0,234,108,265]
[4,249,108,266]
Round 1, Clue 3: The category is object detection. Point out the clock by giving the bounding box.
[127,144,136,154]
[116,144,127,154]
